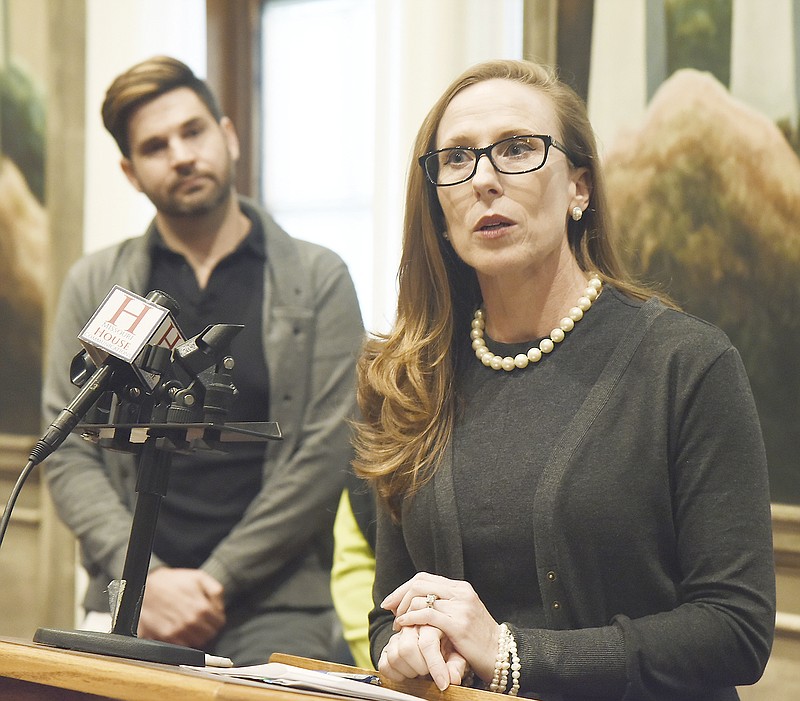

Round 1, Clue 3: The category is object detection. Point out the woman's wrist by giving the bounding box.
[487,623,520,695]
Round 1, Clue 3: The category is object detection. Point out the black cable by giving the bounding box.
[0,458,37,549]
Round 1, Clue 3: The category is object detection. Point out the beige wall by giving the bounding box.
[82,0,206,256]
[5,0,48,78]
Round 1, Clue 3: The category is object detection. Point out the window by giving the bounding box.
[261,0,375,325]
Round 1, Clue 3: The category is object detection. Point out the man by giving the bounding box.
[42,56,364,664]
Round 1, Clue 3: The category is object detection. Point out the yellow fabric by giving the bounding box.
[331,489,376,669]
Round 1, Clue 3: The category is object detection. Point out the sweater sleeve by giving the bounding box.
[368,500,417,666]
[615,346,774,698]
[201,250,364,602]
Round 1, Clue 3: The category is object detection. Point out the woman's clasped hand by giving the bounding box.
[378,572,500,690]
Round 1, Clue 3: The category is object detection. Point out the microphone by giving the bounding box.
[29,287,184,466]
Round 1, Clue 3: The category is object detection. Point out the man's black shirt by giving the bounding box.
[147,213,269,568]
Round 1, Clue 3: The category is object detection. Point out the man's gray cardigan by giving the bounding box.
[42,198,364,614]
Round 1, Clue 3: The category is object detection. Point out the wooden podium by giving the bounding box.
[0,637,498,701]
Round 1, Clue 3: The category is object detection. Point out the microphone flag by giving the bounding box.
[78,285,185,390]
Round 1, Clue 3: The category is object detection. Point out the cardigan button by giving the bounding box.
[546,570,557,581]
[552,601,561,610]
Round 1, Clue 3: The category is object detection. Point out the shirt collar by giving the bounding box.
[146,209,266,260]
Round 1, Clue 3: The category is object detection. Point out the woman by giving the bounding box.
[352,60,775,701]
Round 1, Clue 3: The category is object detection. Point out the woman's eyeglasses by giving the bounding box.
[419,134,571,187]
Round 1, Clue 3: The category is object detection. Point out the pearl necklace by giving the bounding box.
[471,275,603,371]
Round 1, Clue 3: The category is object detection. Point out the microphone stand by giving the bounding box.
[112,435,171,638]
[33,324,280,666]
[35,430,204,665]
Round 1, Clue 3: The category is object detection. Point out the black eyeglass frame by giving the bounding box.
[418,134,572,187]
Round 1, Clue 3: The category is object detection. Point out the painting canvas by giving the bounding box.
[0,0,47,436]
[585,0,800,505]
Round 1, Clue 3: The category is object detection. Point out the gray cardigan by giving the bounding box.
[43,198,365,613]
[370,293,775,701]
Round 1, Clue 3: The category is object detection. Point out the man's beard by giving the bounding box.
[151,166,235,217]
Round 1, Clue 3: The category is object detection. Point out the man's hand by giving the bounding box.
[137,567,226,648]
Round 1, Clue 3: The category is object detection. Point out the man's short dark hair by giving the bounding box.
[102,55,223,158]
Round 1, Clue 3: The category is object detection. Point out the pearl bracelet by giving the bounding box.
[488,623,520,696]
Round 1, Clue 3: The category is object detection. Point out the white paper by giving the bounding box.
[185,661,425,701]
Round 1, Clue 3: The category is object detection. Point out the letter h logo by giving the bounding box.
[106,294,152,334]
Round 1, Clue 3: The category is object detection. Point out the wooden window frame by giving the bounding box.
[206,0,262,198]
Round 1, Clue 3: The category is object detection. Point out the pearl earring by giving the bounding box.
[571,206,583,222]
[442,231,450,240]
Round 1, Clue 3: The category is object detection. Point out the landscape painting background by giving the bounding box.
[587,0,800,505]
[0,6,47,436]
